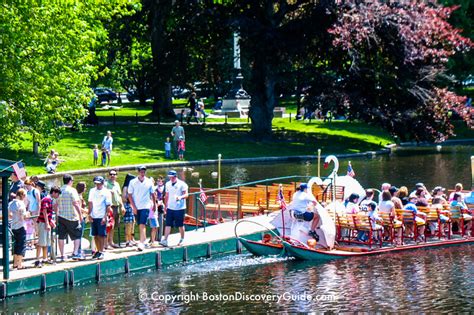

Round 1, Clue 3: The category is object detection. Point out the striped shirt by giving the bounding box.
[57,185,80,221]
[38,195,55,224]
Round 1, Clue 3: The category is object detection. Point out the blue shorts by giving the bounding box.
[148,218,159,228]
[135,209,149,225]
[165,209,185,228]
[91,219,107,237]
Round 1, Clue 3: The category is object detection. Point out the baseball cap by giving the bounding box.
[138,165,147,171]
[179,136,183,139]
[299,183,308,190]
[415,183,425,188]
[36,180,46,189]
[168,170,177,177]
[93,176,104,184]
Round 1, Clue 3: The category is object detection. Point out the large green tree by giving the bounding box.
[0,1,134,153]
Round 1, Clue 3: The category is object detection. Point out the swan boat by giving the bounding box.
[236,156,474,260]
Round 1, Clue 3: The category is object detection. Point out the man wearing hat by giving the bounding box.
[88,176,112,260]
[171,120,185,159]
[160,170,188,247]
[128,166,156,251]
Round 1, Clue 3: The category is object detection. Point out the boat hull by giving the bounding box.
[238,238,285,256]
[283,237,474,261]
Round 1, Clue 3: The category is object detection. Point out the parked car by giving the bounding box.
[126,89,153,102]
[172,86,191,99]
[93,88,117,103]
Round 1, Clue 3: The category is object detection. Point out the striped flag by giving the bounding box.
[199,187,208,204]
[347,161,355,177]
[277,185,287,211]
[12,161,26,179]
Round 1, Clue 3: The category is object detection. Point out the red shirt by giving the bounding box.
[37,196,54,224]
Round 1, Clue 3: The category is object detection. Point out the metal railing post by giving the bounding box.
[2,176,10,280]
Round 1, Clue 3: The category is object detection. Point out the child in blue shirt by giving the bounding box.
[164,137,171,158]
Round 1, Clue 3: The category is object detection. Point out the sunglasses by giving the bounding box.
[109,173,117,176]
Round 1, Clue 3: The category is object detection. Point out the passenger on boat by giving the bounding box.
[450,193,472,235]
[410,183,431,199]
[430,197,450,237]
[379,191,402,244]
[379,191,395,214]
[432,186,448,204]
[344,193,360,214]
[448,183,465,202]
[389,186,404,210]
[378,183,391,203]
[289,183,319,233]
[359,189,375,212]
[367,201,383,232]
[415,188,429,207]
[398,186,409,206]
[404,196,426,240]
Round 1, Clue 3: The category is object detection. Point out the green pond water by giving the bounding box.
[4,145,474,312]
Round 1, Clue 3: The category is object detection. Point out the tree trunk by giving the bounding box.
[249,60,277,140]
[33,141,39,156]
[149,0,175,119]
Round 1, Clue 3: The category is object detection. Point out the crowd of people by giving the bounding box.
[7,166,189,269]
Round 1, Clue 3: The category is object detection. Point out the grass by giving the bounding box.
[3,119,395,175]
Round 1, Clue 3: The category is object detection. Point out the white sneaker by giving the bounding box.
[160,239,168,247]
[137,243,145,251]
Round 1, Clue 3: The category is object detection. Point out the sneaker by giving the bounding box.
[137,243,144,251]
[308,230,319,241]
[159,239,168,247]
[71,253,81,261]
[97,252,104,260]
[34,260,42,268]
[92,251,100,259]
[58,256,66,263]
[178,238,184,246]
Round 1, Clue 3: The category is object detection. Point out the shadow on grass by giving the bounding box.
[2,123,385,173]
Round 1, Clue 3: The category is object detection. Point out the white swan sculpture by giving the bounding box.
[307,155,366,200]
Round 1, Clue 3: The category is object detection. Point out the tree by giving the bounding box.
[230,0,335,140]
[328,0,472,141]
[0,1,135,152]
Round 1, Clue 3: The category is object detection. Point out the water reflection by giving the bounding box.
[4,245,474,312]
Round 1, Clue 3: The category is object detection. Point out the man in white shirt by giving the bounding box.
[128,166,156,251]
[160,170,188,247]
[88,176,112,260]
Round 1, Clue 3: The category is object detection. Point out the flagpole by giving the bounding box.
[279,184,286,238]
[317,149,321,178]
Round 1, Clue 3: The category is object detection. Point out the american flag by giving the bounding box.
[12,161,26,179]
[347,161,355,177]
[199,187,208,204]
[277,185,287,210]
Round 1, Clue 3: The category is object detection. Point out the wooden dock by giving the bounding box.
[0,214,277,299]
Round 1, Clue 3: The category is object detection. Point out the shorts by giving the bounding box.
[293,211,314,222]
[178,149,185,155]
[148,218,159,228]
[165,209,185,228]
[37,222,51,247]
[439,214,449,223]
[135,209,149,225]
[123,203,134,223]
[12,227,26,256]
[58,217,82,240]
[91,218,107,237]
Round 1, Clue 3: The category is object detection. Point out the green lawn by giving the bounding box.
[3,120,395,175]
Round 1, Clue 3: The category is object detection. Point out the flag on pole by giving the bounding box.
[199,186,208,204]
[347,161,355,177]
[12,161,26,179]
[277,185,287,211]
